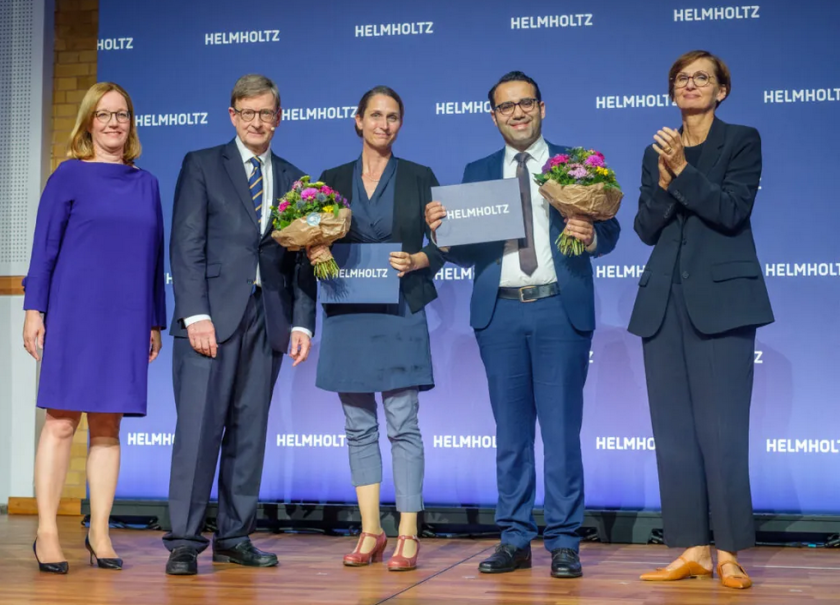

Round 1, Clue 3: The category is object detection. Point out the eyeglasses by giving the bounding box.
[94,110,131,123]
[493,97,540,116]
[672,72,715,89]
[234,108,279,122]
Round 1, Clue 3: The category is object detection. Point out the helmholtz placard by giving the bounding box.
[318,243,401,304]
[432,178,524,247]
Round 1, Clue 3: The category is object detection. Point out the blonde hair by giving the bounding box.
[67,82,141,164]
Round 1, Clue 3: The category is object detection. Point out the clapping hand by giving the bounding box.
[657,155,675,190]
[653,127,687,177]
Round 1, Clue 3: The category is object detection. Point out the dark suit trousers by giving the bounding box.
[164,289,283,553]
[474,295,590,552]
[643,284,756,553]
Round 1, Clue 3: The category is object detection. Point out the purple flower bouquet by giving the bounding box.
[271,176,351,279]
[533,147,623,256]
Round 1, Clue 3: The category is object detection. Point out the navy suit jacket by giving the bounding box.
[628,118,774,337]
[446,141,621,331]
[169,139,317,353]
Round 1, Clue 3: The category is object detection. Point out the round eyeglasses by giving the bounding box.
[673,72,715,88]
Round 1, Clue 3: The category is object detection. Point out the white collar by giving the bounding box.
[504,136,548,165]
[235,136,272,167]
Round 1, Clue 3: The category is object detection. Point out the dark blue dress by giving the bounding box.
[315,157,434,393]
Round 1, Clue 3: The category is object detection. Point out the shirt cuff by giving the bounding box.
[585,231,598,253]
[291,326,313,339]
[183,314,211,327]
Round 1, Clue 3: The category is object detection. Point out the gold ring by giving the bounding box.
[664,146,673,153]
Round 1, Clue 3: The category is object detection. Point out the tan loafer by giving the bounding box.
[717,561,752,589]
[640,556,713,581]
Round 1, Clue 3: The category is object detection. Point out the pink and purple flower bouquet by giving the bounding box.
[533,147,623,256]
[271,176,351,279]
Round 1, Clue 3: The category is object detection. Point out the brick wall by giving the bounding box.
[52,0,98,172]
[53,0,98,500]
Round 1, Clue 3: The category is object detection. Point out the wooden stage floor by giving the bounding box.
[0,515,837,604]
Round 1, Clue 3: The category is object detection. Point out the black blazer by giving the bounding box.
[169,139,317,352]
[318,158,444,314]
[628,118,774,337]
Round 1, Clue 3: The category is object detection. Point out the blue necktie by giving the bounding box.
[248,157,263,224]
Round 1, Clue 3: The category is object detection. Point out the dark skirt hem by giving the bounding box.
[315,379,434,394]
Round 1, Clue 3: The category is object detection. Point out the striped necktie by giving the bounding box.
[248,157,263,223]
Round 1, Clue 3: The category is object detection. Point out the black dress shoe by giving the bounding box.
[550,548,582,578]
[85,536,123,570]
[166,546,198,576]
[478,543,531,574]
[33,541,68,574]
[213,541,278,567]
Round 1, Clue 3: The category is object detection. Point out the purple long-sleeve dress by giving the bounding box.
[23,159,166,416]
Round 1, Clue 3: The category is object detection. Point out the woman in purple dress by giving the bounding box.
[22,82,166,573]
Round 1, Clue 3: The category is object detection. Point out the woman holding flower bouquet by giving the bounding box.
[629,50,774,590]
[312,86,444,571]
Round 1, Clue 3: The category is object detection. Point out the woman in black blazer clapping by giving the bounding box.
[629,50,774,590]
[312,86,443,571]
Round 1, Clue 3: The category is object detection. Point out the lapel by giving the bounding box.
[695,117,726,175]
[486,148,508,261]
[221,139,259,231]
[332,163,355,207]
[543,141,567,238]
[489,148,506,180]
[328,162,355,242]
[546,141,567,157]
[391,158,409,244]
[263,153,289,241]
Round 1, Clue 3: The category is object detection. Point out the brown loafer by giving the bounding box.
[640,556,713,581]
[717,561,752,589]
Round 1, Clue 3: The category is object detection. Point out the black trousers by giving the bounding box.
[164,289,283,553]
[642,284,756,553]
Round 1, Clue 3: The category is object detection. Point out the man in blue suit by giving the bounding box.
[426,71,620,578]
[164,74,316,575]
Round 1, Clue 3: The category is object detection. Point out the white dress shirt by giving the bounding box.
[499,136,597,288]
[234,135,274,287]
[500,137,557,287]
[183,137,310,338]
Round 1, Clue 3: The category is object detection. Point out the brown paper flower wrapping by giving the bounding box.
[271,208,352,251]
[271,208,352,279]
[537,181,623,221]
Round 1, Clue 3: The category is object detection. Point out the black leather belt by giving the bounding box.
[498,283,559,303]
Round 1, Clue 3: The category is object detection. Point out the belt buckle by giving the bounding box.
[518,286,537,303]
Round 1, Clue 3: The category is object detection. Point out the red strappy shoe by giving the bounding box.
[386,535,420,571]
[343,531,388,566]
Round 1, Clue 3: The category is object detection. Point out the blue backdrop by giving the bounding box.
[97,0,840,514]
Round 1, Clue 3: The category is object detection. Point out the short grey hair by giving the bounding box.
[230,74,280,110]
